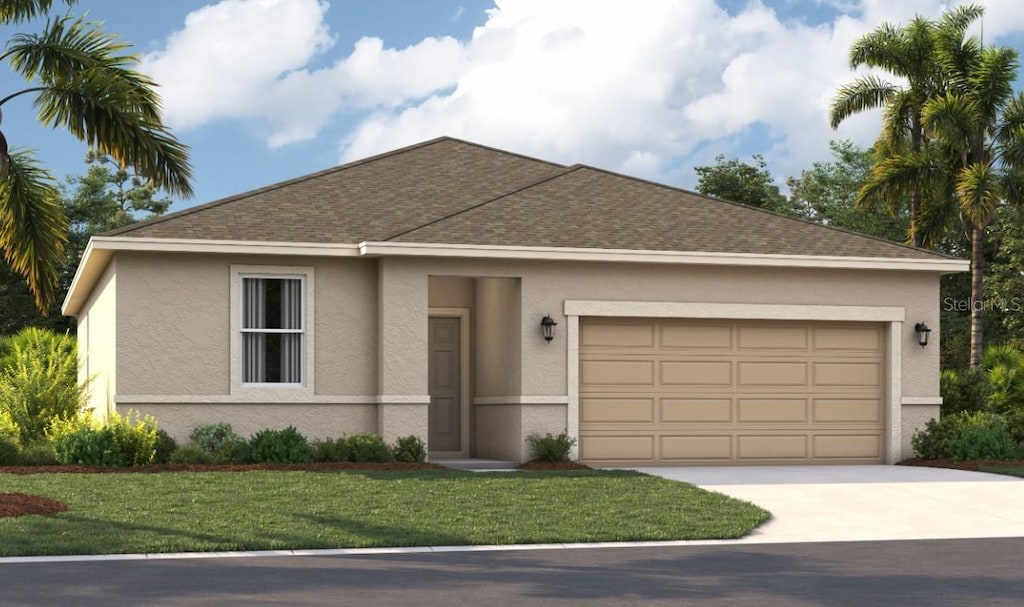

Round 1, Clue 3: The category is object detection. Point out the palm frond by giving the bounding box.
[880,89,914,153]
[34,73,193,197]
[0,149,67,312]
[830,75,898,129]
[938,3,985,35]
[923,92,977,151]
[999,169,1024,208]
[997,93,1024,148]
[969,46,1019,128]
[0,0,76,24]
[957,162,1001,226]
[850,22,904,72]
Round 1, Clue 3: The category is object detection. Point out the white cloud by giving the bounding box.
[144,0,1024,186]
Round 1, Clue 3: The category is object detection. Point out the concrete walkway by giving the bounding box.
[630,465,1024,543]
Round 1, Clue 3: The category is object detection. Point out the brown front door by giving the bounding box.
[428,317,461,452]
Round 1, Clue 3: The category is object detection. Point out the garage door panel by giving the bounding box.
[660,435,732,460]
[581,360,654,385]
[580,319,885,465]
[738,326,808,350]
[813,434,882,459]
[813,327,882,352]
[660,361,732,386]
[580,435,654,461]
[738,361,807,386]
[580,398,655,423]
[660,324,732,349]
[738,435,808,460]
[814,362,881,387]
[738,398,808,423]
[581,322,655,349]
[661,398,732,423]
[813,399,881,423]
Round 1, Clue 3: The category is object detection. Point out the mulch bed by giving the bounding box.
[898,458,1024,471]
[0,493,69,518]
[0,462,446,475]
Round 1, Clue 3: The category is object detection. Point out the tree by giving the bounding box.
[0,152,172,334]
[787,140,909,242]
[694,154,794,214]
[861,25,1024,367]
[830,4,984,247]
[0,0,192,312]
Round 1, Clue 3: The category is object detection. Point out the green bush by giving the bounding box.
[169,444,213,465]
[311,437,350,462]
[51,411,158,467]
[189,423,246,454]
[249,426,313,464]
[526,432,577,462]
[0,437,19,465]
[345,433,394,463]
[215,440,252,464]
[940,368,992,415]
[154,430,178,464]
[949,423,1018,461]
[392,435,426,462]
[912,410,1014,460]
[16,441,58,466]
[0,408,20,447]
[0,328,88,443]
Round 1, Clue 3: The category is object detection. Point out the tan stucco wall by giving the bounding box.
[428,275,474,308]
[114,252,378,397]
[127,403,377,443]
[474,404,522,460]
[473,278,521,398]
[78,259,117,417]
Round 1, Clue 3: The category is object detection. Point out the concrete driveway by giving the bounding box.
[630,465,1024,543]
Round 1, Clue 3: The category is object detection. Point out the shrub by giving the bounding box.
[311,437,350,462]
[154,430,178,464]
[0,328,88,443]
[912,410,1014,460]
[949,423,1018,461]
[940,368,992,415]
[169,444,213,465]
[345,433,394,463]
[214,440,252,464]
[249,426,313,464]
[0,437,19,465]
[526,432,576,462]
[0,408,20,447]
[392,435,426,462]
[51,411,158,467]
[16,441,58,466]
[189,423,246,454]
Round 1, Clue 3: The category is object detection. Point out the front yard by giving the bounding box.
[0,469,769,557]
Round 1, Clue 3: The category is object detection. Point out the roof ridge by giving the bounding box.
[103,136,461,237]
[562,165,960,261]
[381,165,585,241]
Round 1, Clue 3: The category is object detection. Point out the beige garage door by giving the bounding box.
[579,318,886,465]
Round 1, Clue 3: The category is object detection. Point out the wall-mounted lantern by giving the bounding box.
[541,314,558,343]
[914,322,931,348]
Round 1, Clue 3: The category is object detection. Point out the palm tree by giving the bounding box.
[859,33,1024,368]
[830,4,983,247]
[0,0,192,312]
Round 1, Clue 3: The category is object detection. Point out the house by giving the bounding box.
[62,137,966,465]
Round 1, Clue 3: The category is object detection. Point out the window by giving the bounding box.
[241,276,304,384]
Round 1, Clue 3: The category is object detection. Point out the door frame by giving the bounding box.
[428,307,471,458]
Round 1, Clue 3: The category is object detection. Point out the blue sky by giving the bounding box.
[3,0,1024,212]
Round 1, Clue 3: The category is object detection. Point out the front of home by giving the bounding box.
[62,137,966,465]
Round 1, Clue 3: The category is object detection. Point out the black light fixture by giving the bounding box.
[541,314,558,343]
[914,322,931,348]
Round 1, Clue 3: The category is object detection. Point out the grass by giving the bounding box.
[978,466,1024,478]
[0,469,769,556]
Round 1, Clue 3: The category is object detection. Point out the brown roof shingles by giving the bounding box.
[108,137,947,261]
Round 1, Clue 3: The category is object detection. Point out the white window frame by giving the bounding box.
[230,265,315,398]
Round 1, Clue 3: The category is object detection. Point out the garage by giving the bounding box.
[578,318,886,465]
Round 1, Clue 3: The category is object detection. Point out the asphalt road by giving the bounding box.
[2,538,1022,606]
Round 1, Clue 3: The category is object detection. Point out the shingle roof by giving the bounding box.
[108,136,945,261]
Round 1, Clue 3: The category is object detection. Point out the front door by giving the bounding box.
[428,316,461,453]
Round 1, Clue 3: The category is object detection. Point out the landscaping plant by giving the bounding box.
[248,426,313,464]
[311,437,350,462]
[392,435,426,462]
[912,410,1015,460]
[344,433,394,463]
[526,432,577,462]
[50,411,159,467]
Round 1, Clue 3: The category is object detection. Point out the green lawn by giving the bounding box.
[978,466,1024,478]
[0,469,769,556]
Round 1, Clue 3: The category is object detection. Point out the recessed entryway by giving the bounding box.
[428,308,471,458]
